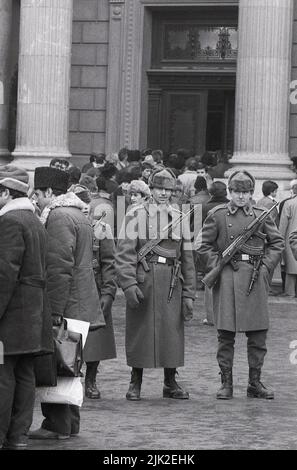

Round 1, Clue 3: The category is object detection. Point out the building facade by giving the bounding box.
[0,0,297,197]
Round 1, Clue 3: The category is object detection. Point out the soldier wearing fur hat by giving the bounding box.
[0,166,52,450]
[196,170,284,400]
[29,166,105,441]
[116,168,196,401]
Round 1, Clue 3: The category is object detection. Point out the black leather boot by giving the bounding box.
[126,368,143,401]
[85,361,101,399]
[216,367,233,400]
[247,368,274,399]
[163,368,189,399]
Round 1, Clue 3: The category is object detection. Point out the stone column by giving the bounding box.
[229,0,295,192]
[105,0,126,154]
[0,0,12,163]
[12,0,73,169]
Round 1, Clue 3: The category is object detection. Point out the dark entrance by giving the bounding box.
[147,7,238,157]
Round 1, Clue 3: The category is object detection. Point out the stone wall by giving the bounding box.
[70,0,109,166]
[290,0,297,158]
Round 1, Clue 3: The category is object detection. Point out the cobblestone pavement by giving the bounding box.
[29,292,297,450]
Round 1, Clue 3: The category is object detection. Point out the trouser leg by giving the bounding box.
[41,403,75,436]
[204,287,214,324]
[70,406,80,435]
[246,330,273,399]
[126,368,143,401]
[246,330,267,370]
[85,361,100,399]
[217,330,235,369]
[0,356,17,446]
[7,355,35,443]
[285,274,297,296]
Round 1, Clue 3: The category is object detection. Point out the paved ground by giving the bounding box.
[29,291,297,450]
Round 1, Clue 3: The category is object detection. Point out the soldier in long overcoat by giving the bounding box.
[197,171,284,400]
[116,168,196,400]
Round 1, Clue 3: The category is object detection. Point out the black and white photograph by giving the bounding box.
[0,0,297,457]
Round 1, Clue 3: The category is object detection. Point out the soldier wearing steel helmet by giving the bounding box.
[197,170,284,400]
[116,168,196,401]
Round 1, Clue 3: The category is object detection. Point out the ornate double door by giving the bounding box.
[147,80,235,157]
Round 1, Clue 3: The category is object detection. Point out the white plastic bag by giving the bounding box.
[64,318,90,348]
[37,377,83,407]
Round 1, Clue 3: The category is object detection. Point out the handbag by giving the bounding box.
[34,342,57,387]
[53,319,83,377]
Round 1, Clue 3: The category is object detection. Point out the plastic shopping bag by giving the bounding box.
[37,377,83,407]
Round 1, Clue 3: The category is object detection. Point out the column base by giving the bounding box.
[225,152,296,200]
[0,148,11,164]
[11,149,72,171]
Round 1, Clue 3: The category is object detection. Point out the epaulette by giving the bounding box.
[208,203,228,215]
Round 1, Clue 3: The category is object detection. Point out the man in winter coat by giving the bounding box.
[29,167,105,440]
[197,171,284,400]
[0,166,52,450]
[116,168,196,401]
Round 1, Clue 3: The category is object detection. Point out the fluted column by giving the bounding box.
[229,0,294,184]
[106,0,126,154]
[12,0,73,169]
[0,0,12,163]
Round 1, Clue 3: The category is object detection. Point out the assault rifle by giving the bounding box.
[137,205,197,272]
[202,202,278,289]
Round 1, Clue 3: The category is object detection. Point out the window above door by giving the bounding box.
[152,8,238,70]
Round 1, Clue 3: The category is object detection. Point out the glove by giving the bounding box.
[124,285,144,309]
[52,314,63,327]
[182,298,194,322]
[100,294,113,319]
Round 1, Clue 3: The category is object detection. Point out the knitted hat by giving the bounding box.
[34,167,69,193]
[79,174,98,193]
[68,184,91,204]
[228,170,255,192]
[149,168,176,190]
[127,180,151,198]
[0,165,30,194]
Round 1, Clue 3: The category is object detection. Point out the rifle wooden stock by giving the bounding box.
[202,262,224,289]
[201,202,278,289]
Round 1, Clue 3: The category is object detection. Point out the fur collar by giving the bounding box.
[0,197,35,217]
[40,191,87,225]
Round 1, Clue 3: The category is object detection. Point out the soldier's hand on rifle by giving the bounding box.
[124,285,144,308]
[182,298,194,322]
[100,294,113,319]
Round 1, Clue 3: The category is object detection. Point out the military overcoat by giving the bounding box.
[116,203,195,368]
[197,202,284,332]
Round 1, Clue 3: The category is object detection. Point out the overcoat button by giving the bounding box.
[230,236,234,239]
[228,224,232,227]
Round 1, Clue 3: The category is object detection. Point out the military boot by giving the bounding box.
[85,361,101,399]
[163,368,189,399]
[216,367,233,400]
[126,368,143,401]
[247,368,274,399]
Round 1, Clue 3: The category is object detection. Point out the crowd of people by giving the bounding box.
[1,146,297,449]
